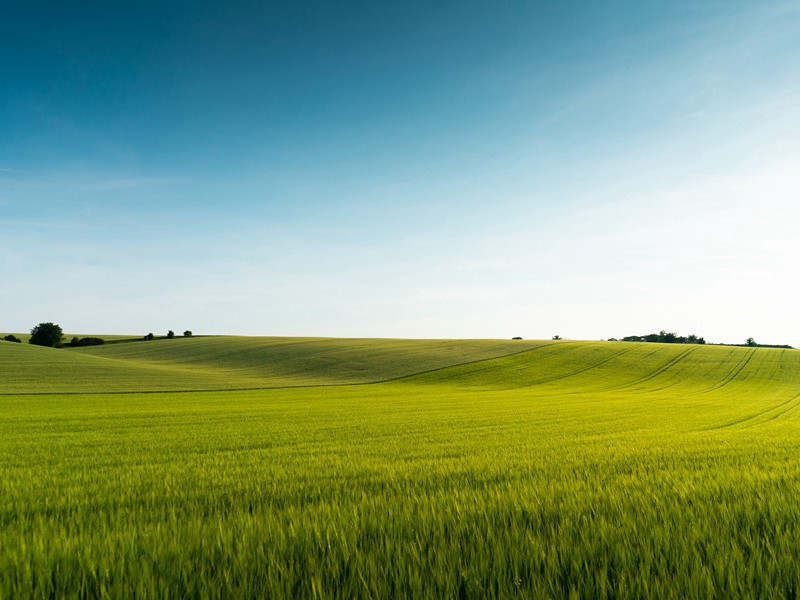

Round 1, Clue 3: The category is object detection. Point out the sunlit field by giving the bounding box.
[2,338,800,597]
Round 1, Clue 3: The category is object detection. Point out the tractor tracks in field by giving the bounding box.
[378,341,568,385]
[520,346,637,387]
[610,346,700,392]
[699,348,758,395]
[706,390,800,431]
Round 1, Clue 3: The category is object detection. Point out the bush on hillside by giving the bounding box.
[68,337,105,347]
[29,322,64,348]
[3,334,22,343]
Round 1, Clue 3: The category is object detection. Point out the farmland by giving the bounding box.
[2,337,800,597]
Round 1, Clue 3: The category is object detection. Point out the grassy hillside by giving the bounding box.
[6,335,798,397]
[0,332,137,343]
[0,336,546,393]
[2,338,800,597]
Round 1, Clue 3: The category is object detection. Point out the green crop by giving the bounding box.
[1,336,545,393]
[1,339,799,598]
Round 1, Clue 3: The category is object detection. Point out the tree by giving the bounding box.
[746,337,757,347]
[144,333,155,340]
[183,330,193,337]
[3,334,22,343]
[167,330,175,339]
[552,335,562,340]
[29,322,64,348]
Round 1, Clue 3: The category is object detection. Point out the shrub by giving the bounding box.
[2,334,22,343]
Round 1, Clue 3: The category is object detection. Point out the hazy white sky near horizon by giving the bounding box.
[1,1,799,345]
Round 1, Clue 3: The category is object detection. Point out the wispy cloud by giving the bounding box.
[78,177,187,192]
[1,169,187,192]
[0,167,38,175]
[0,218,92,230]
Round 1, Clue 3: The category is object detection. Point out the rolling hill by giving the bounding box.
[2,335,798,402]
[0,336,546,393]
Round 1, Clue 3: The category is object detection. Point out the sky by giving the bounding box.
[1,0,799,344]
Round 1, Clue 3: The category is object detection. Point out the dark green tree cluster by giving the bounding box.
[29,322,64,347]
[2,334,22,343]
[622,330,706,345]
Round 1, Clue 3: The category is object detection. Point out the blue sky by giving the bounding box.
[2,1,799,344]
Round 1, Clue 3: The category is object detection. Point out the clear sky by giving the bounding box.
[2,1,798,344]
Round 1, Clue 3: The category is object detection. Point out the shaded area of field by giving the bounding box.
[2,339,800,597]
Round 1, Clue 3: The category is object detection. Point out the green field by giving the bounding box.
[2,337,800,597]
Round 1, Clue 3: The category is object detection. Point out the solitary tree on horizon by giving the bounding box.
[29,322,64,348]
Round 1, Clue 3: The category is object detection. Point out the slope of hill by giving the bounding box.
[3,336,798,397]
[0,336,547,393]
[404,340,800,393]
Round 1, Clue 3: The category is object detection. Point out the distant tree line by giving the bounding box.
[740,337,793,349]
[1,323,195,348]
[617,331,706,345]
[144,330,192,340]
[611,332,793,349]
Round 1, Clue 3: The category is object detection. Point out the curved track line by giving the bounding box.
[613,346,700,391]
[706,391,800,430]
[700,348,757,394]
[521,346,637,387]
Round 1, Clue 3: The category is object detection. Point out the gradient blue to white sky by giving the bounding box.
[2,1,799,344]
